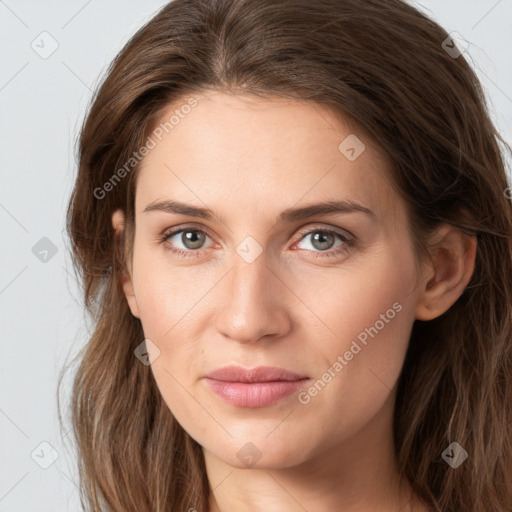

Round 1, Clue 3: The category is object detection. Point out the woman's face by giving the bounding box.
[118,91,427,469]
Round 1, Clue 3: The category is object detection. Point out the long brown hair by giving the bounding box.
[60,0,512,510]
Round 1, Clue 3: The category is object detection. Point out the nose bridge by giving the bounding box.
[215,245,290,343]
[231,247,272,303]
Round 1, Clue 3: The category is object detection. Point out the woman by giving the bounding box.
[61,0,512,510]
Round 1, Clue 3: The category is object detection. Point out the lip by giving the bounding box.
[204,366,310,408]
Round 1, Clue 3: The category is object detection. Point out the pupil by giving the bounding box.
[184,231,203,249]
[313,232,333,250]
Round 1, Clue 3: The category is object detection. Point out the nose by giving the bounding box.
[214,251,292,344]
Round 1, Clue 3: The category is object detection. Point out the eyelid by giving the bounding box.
[161,222,354,244]
[161,222,214,238]
[160,222,356,260]
[294,222,354,241]
[160,223,217,247]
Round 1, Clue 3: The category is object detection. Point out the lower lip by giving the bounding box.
[205,378,309,408]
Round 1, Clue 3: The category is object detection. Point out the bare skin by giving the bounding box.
[112,91,476,512]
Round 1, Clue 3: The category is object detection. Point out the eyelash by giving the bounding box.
[159,225,355,260]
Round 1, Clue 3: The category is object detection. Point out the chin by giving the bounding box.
[208,438,313,470]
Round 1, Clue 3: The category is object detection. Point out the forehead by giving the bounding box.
[135,91,399,225]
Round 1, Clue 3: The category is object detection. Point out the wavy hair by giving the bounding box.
[60,0,512,510]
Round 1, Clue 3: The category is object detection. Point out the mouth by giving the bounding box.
[204,366,310,408]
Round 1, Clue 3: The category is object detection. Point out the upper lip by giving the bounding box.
[205,366,308,383]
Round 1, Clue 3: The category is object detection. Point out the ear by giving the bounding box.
[415,224,477,321]
[112,208,140,319]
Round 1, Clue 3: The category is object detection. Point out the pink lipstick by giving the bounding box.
[204,366,309,408]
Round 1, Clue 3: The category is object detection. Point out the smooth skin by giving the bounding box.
[112,91,476,512]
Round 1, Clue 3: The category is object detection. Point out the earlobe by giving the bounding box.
[112,208,125,235]
[415,224,477,321]
[111,208,140,319]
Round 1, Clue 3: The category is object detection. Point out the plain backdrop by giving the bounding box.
[1,1,511,510]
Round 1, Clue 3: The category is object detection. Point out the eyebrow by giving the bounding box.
[143,199,376,223]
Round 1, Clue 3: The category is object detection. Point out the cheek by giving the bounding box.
[131,255,209,426]
[292,243,417,349]
[132,245,204,337]
[295,247,419,426]
[131,247,223,391]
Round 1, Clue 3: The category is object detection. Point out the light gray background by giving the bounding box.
[1,1,511,510]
